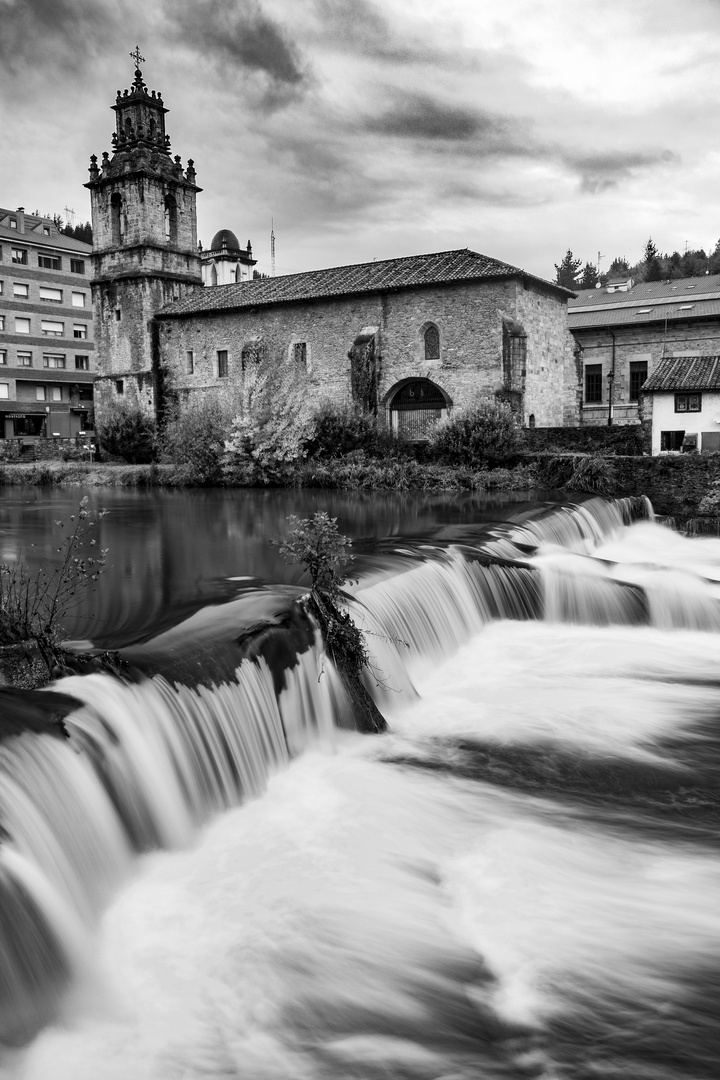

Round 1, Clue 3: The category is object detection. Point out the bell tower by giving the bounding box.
[85,50,202,418]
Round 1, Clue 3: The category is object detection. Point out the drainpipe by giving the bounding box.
[607,329,616,426]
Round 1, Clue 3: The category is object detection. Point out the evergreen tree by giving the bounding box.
[554,250,582,289]
[679,248,707,278]
[708,240,720,276]
[644,238,663,282]
[579,262,599,288]
[607,257,630,278]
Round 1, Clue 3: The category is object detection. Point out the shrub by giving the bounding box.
[159,396,230,483]
[308,402,376,458]
[0,497,108,652]
[96,401,156,464]
[429,399,522,467]
[223,357,316,480]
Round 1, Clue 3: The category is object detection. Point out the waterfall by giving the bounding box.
[0,493,702,1049]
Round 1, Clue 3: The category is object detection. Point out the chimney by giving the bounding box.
[16,207,25,233]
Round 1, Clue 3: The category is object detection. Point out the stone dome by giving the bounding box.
[210,229,240,252]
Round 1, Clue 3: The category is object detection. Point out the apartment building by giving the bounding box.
[0,207,94,440]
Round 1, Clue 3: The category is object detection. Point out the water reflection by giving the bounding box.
[0,488,538,648]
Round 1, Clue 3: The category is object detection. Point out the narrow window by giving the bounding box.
[115,379,124,395]
[293,341,307,370]
[75,355,89,371]
[0,351,5,365]
[111,192,122,244]
[35,386,46,401]
[0,316,4,331]
[186,350,194,374]
[424,325,440,361]
[52,386,62,402]
[584,364,603,404]
[164,194,178,243]
[0,383,8,399]
[72,291,86,307]
[115,308,121,321]
[629,362,648,402]
[74,324,88,340]
[675,393,701,413]
[217,350,228,377]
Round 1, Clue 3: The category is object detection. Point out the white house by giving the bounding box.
[643,355,720,454]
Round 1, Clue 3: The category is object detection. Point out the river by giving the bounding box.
[1,488,720,1079]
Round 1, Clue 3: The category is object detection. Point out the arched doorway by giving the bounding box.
[387,378,451,440]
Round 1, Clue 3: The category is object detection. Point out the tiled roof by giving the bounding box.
[643,355,720,392]
[569,275,720,330]
[159,248,571,317]
[0,208,91,254]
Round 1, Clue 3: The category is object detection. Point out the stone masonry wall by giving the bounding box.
[158,278,572,427]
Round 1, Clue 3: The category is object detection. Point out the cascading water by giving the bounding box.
[3,492,720,1078]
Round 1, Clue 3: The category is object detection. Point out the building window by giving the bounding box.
[0,316,4,331]
[217,350,229,377]
[11,248,27,265]
[15,317,31,334]
[51,386,62,402]
[164,194,178,243]
[186,350,194,374]
[72,291,86,307]
[111,192,123,244]
[0,281,3,294]
[73,324,88,340]
[0,384,8,399]
[675,393,701,413]
[42,226,50,236]
[629,362,648,402]
[292,341,307,370]
[38,253,61,270]
[41,321,64,336]
[9,219,16,229]
[13,282,29,299]
[661,430,685,451]
[39,286,63,303]
[36,386,46,401]
[424,324,440,361]
[115,379,124,395]
[75,355,89,371]
[70,259,85,274]
[17,352,32,367]
[0,351,6,365]
[115,308,121,321]
[584,364,603,403]
[43,354,66,369]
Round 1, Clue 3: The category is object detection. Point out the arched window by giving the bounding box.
[424,324,440,361]
[528,413,536,429]
[110,192,122,244]
[164,194,178,244]
[210,263,218,286]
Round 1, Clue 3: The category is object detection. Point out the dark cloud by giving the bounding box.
[0,0,126,87]
[565,148,679,193]
[168,0,307,91]
[309,0,444,65]
[364,90,531,151]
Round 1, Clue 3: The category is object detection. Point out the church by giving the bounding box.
[86,60,576,435]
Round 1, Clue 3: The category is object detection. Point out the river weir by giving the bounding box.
[2,492,720,1078]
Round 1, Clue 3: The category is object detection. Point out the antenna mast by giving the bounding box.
[271,219,276,277]
[64,206,76,228]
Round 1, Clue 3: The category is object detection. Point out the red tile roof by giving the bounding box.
[643,355,720,392]
[159,248,571,317]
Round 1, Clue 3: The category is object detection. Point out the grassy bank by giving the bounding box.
[0,459,541,491]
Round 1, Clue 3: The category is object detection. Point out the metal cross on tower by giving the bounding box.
[130,45,145,68]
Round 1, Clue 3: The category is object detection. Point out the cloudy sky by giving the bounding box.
[2,0,720,281]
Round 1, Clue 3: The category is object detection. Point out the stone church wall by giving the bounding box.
[157,277,571,427]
